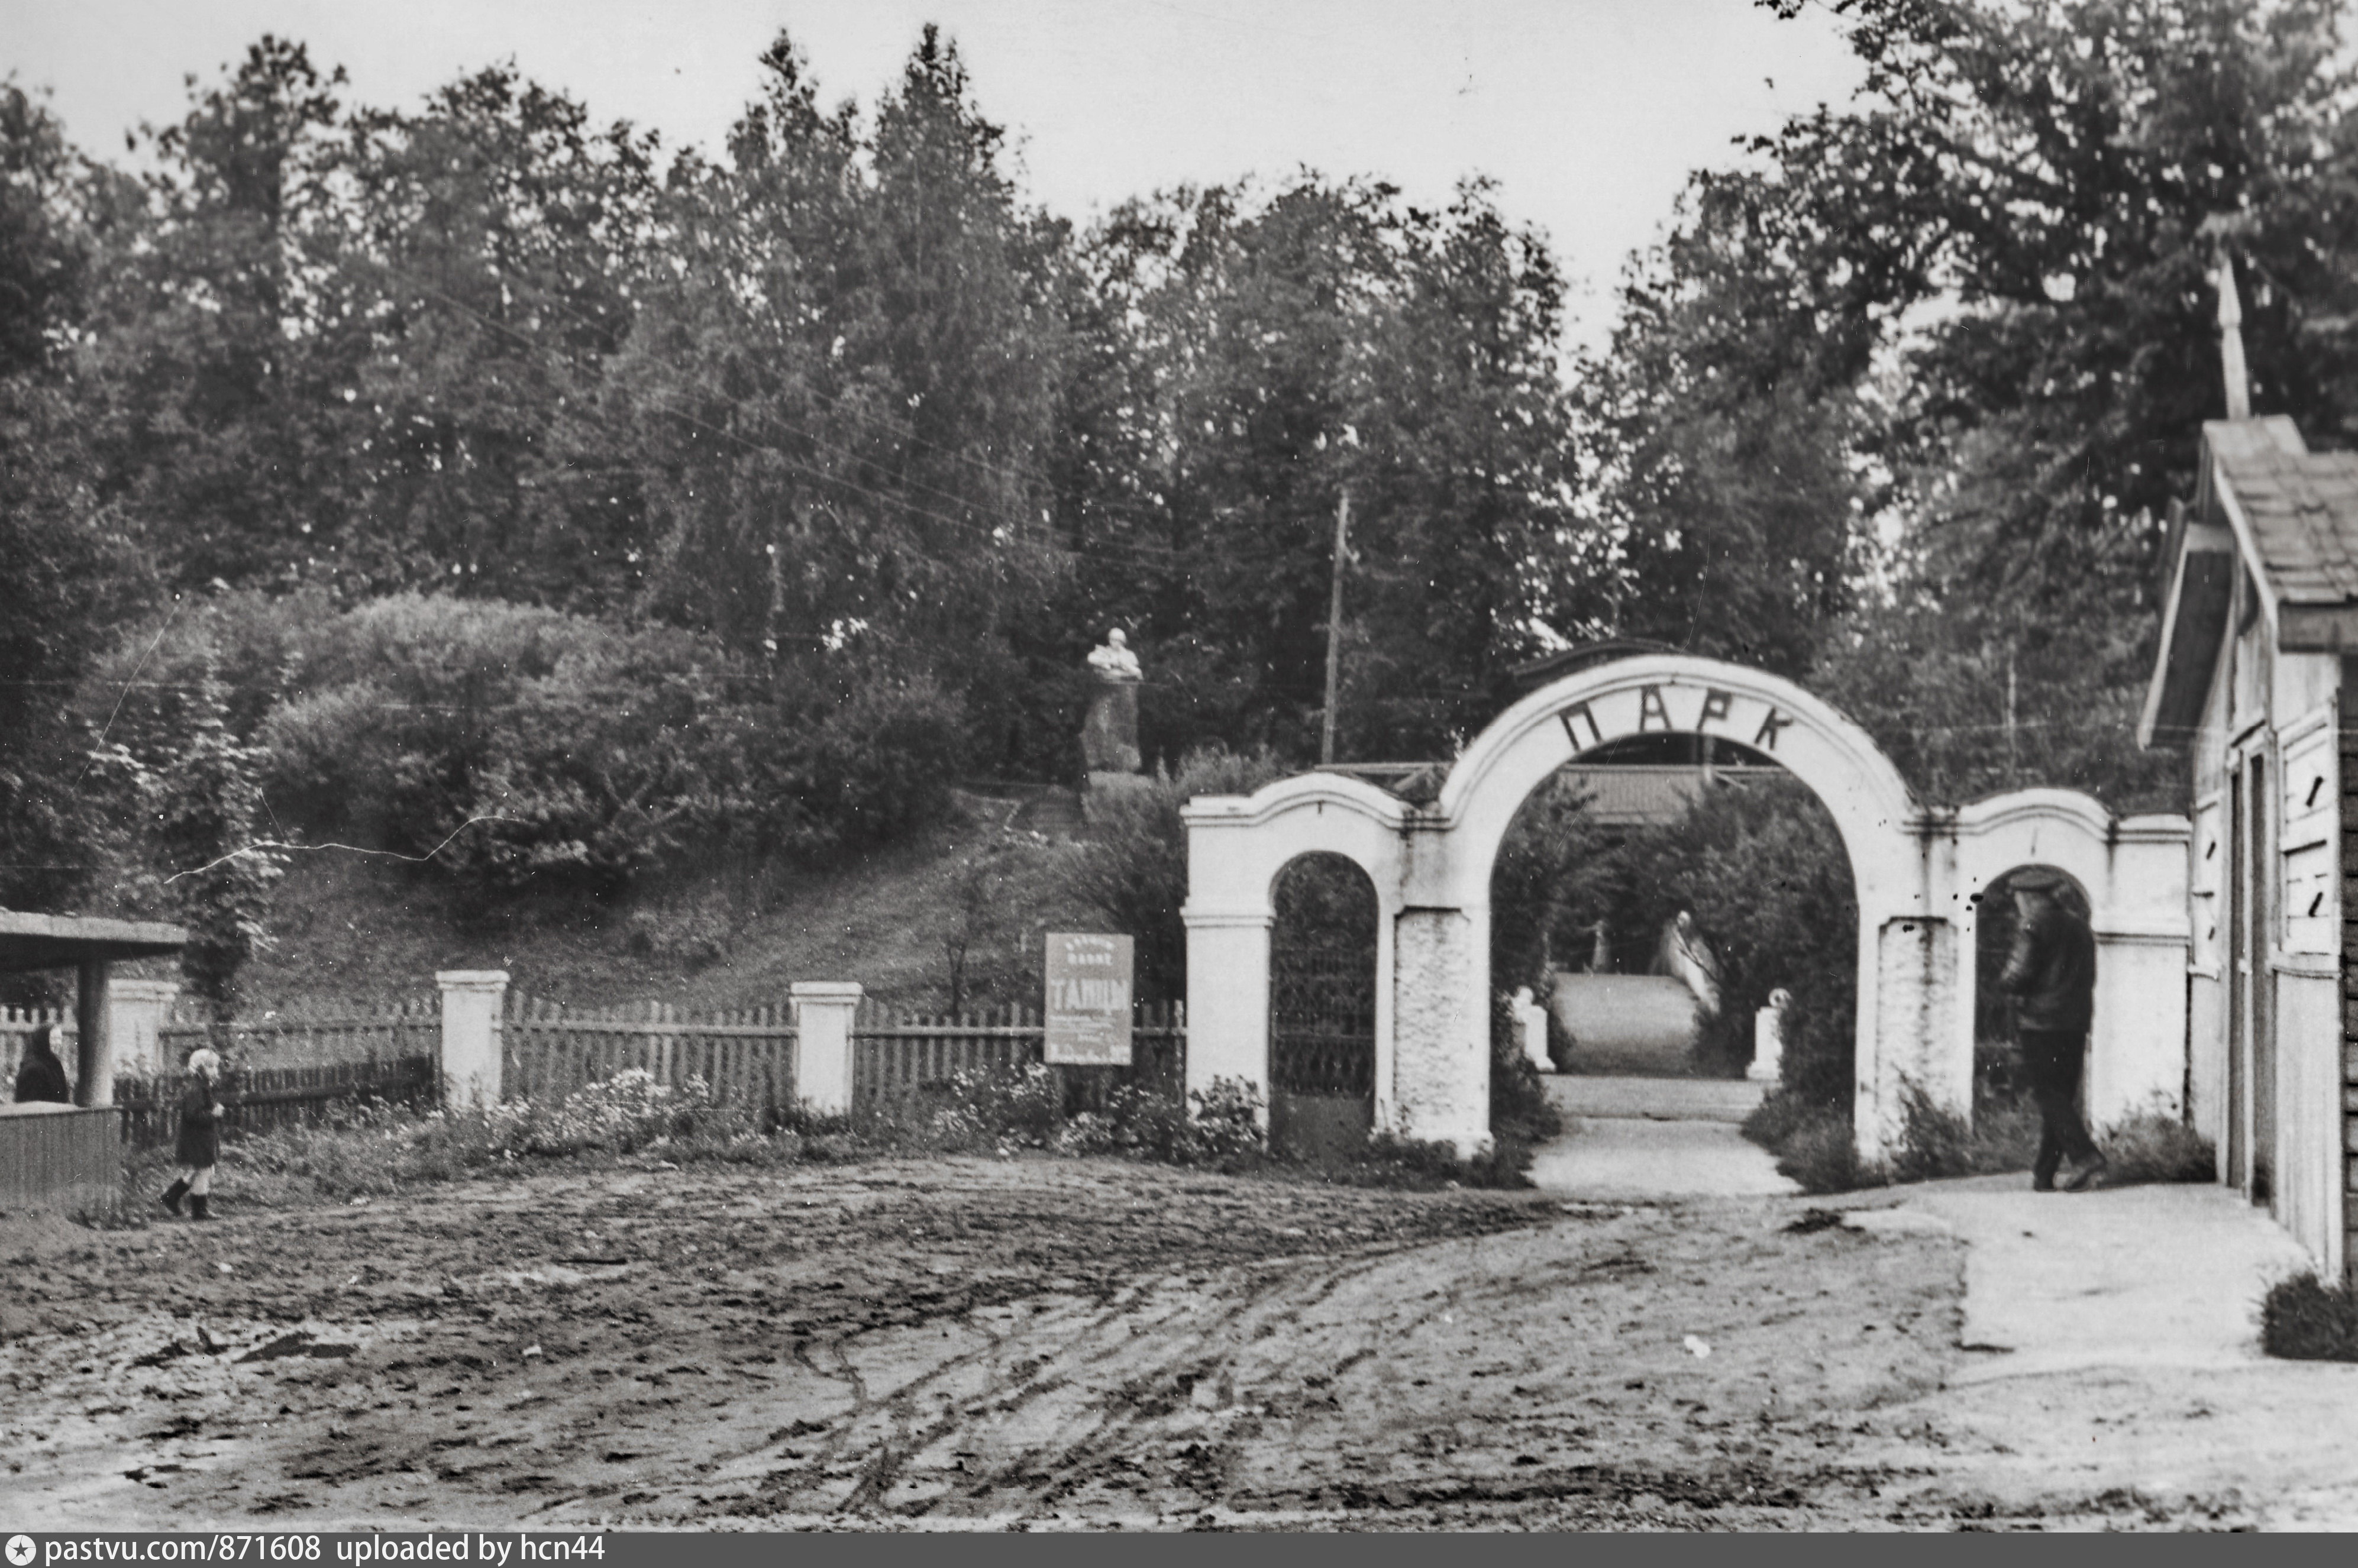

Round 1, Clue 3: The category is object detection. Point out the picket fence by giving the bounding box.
[850,999,1186,1108]
[502,994,800,1110]
[1,997,440,1092]
[157,995,443,1065]
[8,989,1191,1143]
[495,994,1188,1117]
[115,1055,439,1152]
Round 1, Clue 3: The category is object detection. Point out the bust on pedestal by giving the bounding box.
[1083,628,1147,806]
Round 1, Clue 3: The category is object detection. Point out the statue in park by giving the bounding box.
[1087,628,1142,682]
[1082,627,1144,789]
[1749,987,1791,1084]
[1650,910,1723,1019]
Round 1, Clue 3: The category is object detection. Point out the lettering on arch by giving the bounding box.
[1549,679,1805,756]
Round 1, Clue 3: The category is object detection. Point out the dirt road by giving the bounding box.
[1,1157,2349,1530]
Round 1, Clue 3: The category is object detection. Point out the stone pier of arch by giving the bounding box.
[1181,654,2192,1167]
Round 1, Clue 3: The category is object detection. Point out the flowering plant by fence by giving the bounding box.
[503,994,798,1110]
[11,987,1188,1148]
[851,999,1185,1108]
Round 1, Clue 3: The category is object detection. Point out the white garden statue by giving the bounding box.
[1087,627,1142,682]
[1749,987,1791,1085]
[1511,985,1552,1071]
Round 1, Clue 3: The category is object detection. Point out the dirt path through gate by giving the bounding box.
[1528,1075,1797,1199]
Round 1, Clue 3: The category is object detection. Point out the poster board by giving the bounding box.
[1045,932,1133,1066]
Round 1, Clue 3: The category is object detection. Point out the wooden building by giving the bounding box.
[2142,366,2358,1279]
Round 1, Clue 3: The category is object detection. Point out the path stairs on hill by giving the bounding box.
[1529,1072,1796,1198]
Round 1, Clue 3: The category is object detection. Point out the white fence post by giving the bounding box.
[436,971,508,1110]
[107,979,180,1078]
[790,982,863,1116]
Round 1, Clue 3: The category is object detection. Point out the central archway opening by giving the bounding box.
[1487,732,1861,1175]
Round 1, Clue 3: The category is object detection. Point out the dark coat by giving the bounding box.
[175,1079,221,1168]
[1999,897,2097,1036]
[12,1045,72,1105]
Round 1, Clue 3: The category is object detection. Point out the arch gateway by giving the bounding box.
[1181,653,2193,1164]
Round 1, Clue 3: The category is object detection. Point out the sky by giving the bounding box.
[2,0,1866,350]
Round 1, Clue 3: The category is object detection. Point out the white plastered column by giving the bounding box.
[1180,913,1273,1116]
[790,981,863,1117]
[435,969,508,1110]
[1391,906,1490,1155]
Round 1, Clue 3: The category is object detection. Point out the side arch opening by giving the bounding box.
[1968,863,2097,1178]
[1268,851,1378,1162]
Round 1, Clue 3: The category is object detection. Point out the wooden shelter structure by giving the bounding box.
[0,913,184,1218]
[0,912,186,1108]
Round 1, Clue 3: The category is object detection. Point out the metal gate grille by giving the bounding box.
[1270,945,1375,1096]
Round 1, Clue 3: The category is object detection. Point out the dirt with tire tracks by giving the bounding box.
[0,1155,2336,1530]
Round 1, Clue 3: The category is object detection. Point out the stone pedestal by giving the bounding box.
[1083,676,1142,786]
[436,971,508,1111]
[108,978,180,1078]
[790,981,863,1117]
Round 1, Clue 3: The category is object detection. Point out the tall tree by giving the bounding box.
[0,83,150,919]
[82,38,368,591]
[335,65,664,606]
[621,29,1066,765]
[1591,0,2358,809]
[1063,176,1582,765]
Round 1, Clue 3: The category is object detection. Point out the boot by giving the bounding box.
[2064,1153,2108,1192]
[189,1194,212,1221]
[160,1179,188,1217]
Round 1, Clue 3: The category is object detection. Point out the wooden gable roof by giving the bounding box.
[2142,418,2358,748]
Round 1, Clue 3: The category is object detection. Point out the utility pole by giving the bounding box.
[2004,644,2018,785]
[1320,490,1351,767]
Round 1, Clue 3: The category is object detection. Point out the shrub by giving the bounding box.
[1186,1076,1269,1162]
[2262,1272,2358,1362]
[1484,987,1562,1186]
[1889,1079,2040,1183]
[252,593,966,900]
[2100,1110,2215,1184]
[190,1070,786,1205]
[848,1067,1266,1168]
[1743,1089,1865,1194]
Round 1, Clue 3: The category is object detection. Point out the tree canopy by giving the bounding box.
[6,2,2357,965]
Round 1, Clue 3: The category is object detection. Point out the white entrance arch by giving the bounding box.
[1181,653,2191,1166]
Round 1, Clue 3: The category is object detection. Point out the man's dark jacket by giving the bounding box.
[1999,897,2096,1035]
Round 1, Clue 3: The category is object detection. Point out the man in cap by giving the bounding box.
[1997,868,2105,1191]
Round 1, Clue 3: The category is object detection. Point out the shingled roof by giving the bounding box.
[2141,416,2358,747]
[2202,416,2358,607]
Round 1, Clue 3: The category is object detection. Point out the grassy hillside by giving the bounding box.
[233,790,1101,1016]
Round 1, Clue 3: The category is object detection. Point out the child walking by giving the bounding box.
[160,1048,224,1220]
